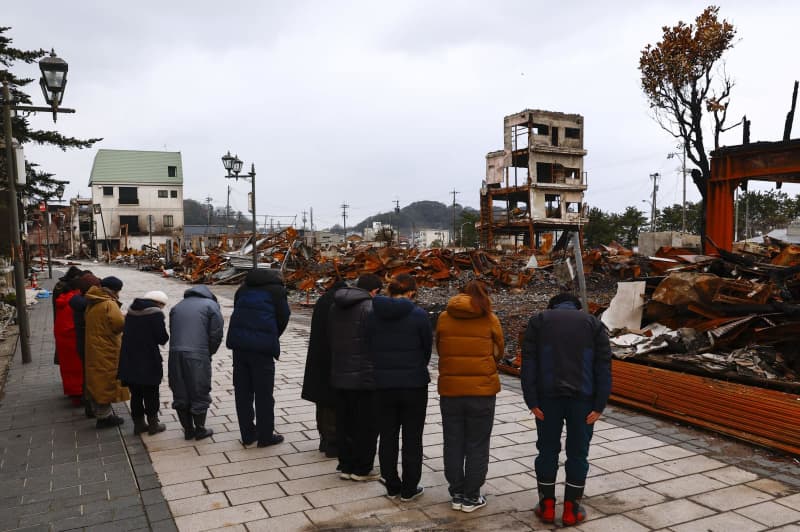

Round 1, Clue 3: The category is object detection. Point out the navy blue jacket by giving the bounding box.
[226,269,290,359]
[329,287,375,390]
[69,293,88,359]
[521,302,612,412]
[368,296,432,389]
[118,298,169,386]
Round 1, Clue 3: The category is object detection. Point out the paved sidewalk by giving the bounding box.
[3,265,800,531]
[0,272,174,532]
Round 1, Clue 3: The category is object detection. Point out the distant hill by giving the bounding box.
[346,200,479,233]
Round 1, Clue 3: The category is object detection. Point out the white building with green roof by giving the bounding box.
[89,149,184,252]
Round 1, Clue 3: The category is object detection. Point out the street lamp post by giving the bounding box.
[667,148,688,233]
[221,151,258,270]
[2,49,74,364]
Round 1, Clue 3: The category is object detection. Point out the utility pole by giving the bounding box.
[681,149,687,233]
[450,189,459,246]
[226,184,231,231]
[302,211,307,231]
[648,173,659,232]
[393,199,400,246]
[310,207,316,246]
[205,195,213,233]
[341,203,349,244]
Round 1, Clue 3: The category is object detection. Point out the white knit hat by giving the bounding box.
[143,290,169,305]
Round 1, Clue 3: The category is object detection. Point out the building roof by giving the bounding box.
[89,149,183,185]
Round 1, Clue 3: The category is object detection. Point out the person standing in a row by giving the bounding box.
[436,280,504,513]
[54,275,85,406]
[521,292,611,526]
[70,271,101,418]
[169,286,224,440]
[369,274,432,501]
[84,276,129,428]
[118,290,170,436]
[301,279,348,458]
[329,274,382,481]
[227,269,290,447]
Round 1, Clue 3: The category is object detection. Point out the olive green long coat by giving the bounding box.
[84,286,130,404]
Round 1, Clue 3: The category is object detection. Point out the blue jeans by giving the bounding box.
[534,397,594,486]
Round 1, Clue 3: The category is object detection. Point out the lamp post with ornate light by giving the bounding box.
[221,151,258,270]
[2,49,74,364]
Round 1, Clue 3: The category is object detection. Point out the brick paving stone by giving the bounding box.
[625,499,716,529]
[670,512,767,532]
[173,502,266,531]
[260,493,312,516]
[245,511,313,531]
[690,484,774,511]
[648,473,727,498]
[586,486,668,514]
[652,454,727,475]
[736,500,800,527]
[168,492,229,517]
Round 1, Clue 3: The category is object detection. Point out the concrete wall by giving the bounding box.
[91,184,184,239]
[637,231,702,256]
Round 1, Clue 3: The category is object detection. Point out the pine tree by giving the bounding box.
[0,26,102,199]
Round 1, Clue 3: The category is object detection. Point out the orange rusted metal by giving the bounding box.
[707,139,800,254]
[610,359,800,456]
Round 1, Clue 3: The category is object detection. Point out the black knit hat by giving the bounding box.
[100,276,123,292]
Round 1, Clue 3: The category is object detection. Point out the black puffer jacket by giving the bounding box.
[118,298,169,386]
[368,296,432,389]
[301,281,347,405]
[329,287,375,390]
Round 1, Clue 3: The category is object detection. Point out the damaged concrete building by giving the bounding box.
[480,109,588,249]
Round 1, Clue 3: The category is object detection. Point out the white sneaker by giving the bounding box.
[350,471,381,481]
[461,495,487,513]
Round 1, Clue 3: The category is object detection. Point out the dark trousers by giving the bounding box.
[129,383,160,418]
[335,389,378,476]
[316,404,337,450]
[169,351,212,414]
[534,397,594,487]
[378,387,428,498]
[233,351,276,443]
[440,395,495,500]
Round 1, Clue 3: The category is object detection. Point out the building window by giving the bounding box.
[168,166,177,177]
[158,190,168,198]
[565,127,581,139]
[118,187,139,205]
[545,194,562,218]
[103,186,113,196]
[532,123,549,135]
[163,215,174,228]
[119,215,140,233]
[170,190,178,198]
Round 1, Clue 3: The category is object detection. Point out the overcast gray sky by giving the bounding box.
[6,1,800,229]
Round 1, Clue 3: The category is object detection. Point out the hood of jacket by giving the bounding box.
[245,269,283,287]
[184,285,217,302]
[85,285,119,306]
[372,295,415,321]
[552,301,581,311]
[333,287,372,309]
[444,293,484,319]
[128,298,164,316]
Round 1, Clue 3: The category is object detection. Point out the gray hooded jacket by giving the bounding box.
[169,286,224,357]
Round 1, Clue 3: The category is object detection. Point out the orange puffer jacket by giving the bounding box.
[436,294,504,397]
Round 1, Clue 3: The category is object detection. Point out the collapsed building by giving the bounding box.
[480,109,588,250]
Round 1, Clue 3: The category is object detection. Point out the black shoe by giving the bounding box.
[147,416,166,435]
[133,416,148,435]
[84,403,95,419]
[96,415,124,429]
[176,409,195,440]
[257,433,284,447]
[192,412,213,440]
[400,486,424,502]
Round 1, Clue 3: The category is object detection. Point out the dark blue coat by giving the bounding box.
[368,295,432,389]
[69,293,88,359]
[226,269,290,359]
[118,298,169,386]
[520,302,612,412]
